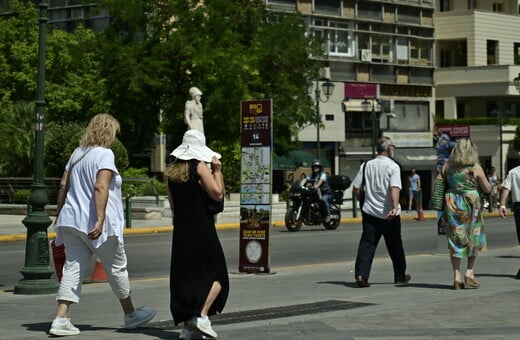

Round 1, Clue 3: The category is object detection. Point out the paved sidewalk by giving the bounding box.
[2,206,518,339]
[1,242,519,339]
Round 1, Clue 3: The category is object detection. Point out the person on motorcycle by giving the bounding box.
[301,160,333,225]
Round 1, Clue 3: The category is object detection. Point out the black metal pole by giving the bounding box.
[15,0,58,294]
[315,79,321,161]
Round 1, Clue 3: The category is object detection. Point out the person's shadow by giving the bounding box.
[317,280,451,290]
[21,322,174,339]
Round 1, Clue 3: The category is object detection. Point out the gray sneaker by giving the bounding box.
[49,318,80,336]
[123,306,156,329]
[180,326,211,339]
[189,316,217,338]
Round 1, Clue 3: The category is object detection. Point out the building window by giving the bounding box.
[487,40,498,65]
[266,0,296,11]
[435,100,445,120]
[314,0,341,16]
[493,3,503,13]
[440,0,451,12]
[467,0,476,9]
[313,19,355,57]
[328,21,355,57]
[514,43,520,65]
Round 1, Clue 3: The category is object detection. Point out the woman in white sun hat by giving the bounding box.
[166,129,229,339]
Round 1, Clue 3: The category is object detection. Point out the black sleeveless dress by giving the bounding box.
[169,160,229,325]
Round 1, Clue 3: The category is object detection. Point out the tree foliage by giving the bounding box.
[0,1,110,176]
[96,0,322,163]
[1,0,323,192]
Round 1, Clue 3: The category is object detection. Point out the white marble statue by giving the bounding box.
[184,87,204,134]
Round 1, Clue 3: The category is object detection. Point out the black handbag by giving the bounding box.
[203,191,224,215]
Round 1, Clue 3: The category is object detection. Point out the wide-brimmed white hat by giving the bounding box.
[170,130,221,162]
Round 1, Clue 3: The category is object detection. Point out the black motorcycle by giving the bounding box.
[284,175,351,232]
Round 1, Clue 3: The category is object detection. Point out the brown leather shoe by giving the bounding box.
[453,281,464,290]
[464,275,480,288]
[356,275,370,288]
[394,274,411,284]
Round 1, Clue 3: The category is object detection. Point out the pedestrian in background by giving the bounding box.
[407,168,421,213]
[50,113,156,336]
[166,130,229,339]
[351,136,410,287]
[498,166,520,279]
[441,138,491,290]
[487,166,499,210]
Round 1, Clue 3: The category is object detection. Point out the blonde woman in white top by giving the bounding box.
[50,113,155,336]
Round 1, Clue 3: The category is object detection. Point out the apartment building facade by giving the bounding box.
[435,0,520,180]
[266,0,437,201]
[0,0,110,32]
[7,0,520,198]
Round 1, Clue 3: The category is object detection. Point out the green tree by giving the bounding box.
[0,1,109,176]
[95,0,323,188]
[0,101,35,176]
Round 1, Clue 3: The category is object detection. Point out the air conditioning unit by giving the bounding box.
[361,49,372,62]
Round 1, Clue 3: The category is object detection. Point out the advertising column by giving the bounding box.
[239,99,272,273]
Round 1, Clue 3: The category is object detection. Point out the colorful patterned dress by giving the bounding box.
[443,165,487,257]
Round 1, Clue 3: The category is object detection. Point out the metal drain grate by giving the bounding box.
[150,300,372,329]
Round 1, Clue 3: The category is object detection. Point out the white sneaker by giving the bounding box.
[190,316,217,338]
[49,318,80,336]
[123,306,156,329]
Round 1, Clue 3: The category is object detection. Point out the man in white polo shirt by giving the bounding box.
[351,136,411,287]
[498,165,520,279]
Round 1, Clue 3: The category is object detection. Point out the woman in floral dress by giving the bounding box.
[441,138,491,290]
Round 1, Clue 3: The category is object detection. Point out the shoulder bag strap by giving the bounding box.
[362,160,369,191]
[69,147,92,173]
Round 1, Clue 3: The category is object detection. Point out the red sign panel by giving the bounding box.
[344,83,378,99]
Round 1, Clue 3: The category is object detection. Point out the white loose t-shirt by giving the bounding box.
[55,146,124,248]
[502,166,520,203]
[352,155,402,219]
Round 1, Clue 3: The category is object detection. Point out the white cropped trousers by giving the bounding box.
[56,227,131,303]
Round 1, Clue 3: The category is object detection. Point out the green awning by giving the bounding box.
[273,154,297,170]
[288,150,330,168]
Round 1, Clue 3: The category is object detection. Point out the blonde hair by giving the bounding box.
[447,138,479,170]
[166,160,190,183]
[79,113,120,147]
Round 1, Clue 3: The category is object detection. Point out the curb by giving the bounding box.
[0,211,503,243]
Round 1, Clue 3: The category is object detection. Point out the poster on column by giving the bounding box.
[434,124,470,235]
[239,99,272,273]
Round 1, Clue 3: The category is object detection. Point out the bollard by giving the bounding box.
[125,196,132,229]
[416,191,424,220]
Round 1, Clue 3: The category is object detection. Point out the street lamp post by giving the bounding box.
[306,78,335,161]
[499,109,504,181]
[14,0,58,294]
[361,99,378,158]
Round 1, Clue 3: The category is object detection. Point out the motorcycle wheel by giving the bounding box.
[323,209,340,230]
[285,207,302,232]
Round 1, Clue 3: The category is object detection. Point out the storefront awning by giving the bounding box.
[392,148,437,171]
[272,150,331,170]
[272,155,297,170]
[339,147,437,170]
